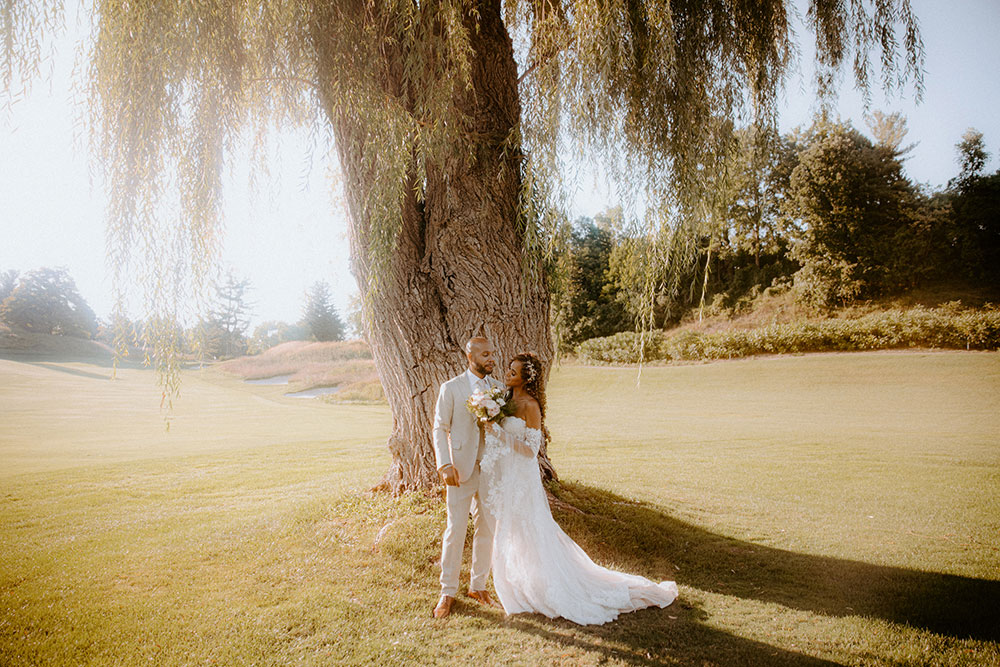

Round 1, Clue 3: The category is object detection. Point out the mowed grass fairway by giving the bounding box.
[1,352,998,665]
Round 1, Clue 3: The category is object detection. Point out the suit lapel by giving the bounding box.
[453,374,477,454]
[455,374,475,430]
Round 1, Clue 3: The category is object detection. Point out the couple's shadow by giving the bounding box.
[465,481,999,665]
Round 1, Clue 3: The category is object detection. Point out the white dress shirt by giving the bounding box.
[465,368,489,394]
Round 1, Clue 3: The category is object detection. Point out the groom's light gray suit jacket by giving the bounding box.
[432,371,503,484]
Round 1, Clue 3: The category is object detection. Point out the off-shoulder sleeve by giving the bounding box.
[489,423,542,459]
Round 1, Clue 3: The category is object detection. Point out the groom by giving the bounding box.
[431,336,501,618]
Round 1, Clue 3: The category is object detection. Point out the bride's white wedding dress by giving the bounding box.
[480,416,678,625]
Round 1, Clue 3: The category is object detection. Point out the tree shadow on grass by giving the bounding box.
[26,361,116,380]
[498,607,843,666]
[544,481,999,644]
[3,357,197,377]
[451,586,840,665]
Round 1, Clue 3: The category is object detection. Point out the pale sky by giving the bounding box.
[1,0,998,329]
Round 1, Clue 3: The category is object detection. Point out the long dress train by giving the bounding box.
[480,416,678,625]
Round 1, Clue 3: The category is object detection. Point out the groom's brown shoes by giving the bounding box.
[467,589,496,607]
[432,594,454,619]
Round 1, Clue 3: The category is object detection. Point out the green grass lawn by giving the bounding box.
[1,351,998,665]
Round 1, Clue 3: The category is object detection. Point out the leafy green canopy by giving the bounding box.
[0,267,98,337]
[786,119,918,305]
[2,0,923,387]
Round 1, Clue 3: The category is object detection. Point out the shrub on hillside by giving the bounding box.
[576,305,1000,364]
[574,331,667,364]
[792,257,864,309]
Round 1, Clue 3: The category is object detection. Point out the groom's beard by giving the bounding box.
[471,362,493,376]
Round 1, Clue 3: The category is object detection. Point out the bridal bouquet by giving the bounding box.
[466,386,514,424]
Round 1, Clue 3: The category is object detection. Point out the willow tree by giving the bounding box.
[2,0,923,493]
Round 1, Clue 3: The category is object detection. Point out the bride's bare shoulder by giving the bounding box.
[520,396,542,430]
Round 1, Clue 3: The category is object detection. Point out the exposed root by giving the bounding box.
[545,487,586,515]
[369,477,392,494]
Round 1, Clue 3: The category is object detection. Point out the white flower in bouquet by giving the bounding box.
[466,386,514,424]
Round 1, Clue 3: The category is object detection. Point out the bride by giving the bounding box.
[480,352,678,625]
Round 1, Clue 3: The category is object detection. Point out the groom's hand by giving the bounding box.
[439,464,459,487]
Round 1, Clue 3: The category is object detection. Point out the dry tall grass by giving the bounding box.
[219,340,384,402]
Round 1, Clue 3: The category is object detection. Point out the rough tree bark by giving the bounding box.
[316,0,556,494]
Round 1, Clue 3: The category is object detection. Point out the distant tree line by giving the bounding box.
[245,281,348,354]
[169,277,348,358]
[552,117,1000,351]
[1,268,348,359]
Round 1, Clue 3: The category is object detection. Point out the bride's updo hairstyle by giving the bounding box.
[511,351,550,443]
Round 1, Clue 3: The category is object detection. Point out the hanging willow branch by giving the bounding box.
[2,0,924,397]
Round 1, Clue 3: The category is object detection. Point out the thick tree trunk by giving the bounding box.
[315,0,555,494]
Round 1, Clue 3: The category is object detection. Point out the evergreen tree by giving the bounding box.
[206,273,253,358]
[302,281,345,342]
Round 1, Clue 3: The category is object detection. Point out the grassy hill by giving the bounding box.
[219,340,385,402]
[577,286,1000,364]
[672,282,1000,336]
[0,330,117,363]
